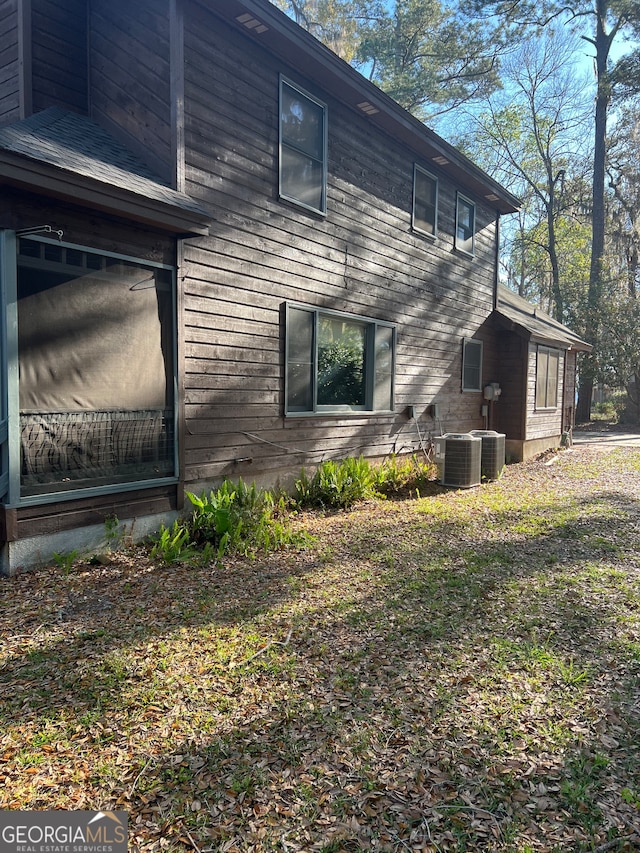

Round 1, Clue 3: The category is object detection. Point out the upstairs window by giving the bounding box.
[456,194,475,255]
[286,304,395,415]
[462,338,483,391]
[536,346,560,409]
[413,166,438,237]
[279,78,327,214]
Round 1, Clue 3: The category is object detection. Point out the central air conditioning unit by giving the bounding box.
[434,433,482,488]
[470,430,506,481]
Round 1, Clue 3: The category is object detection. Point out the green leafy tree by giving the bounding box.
[353,0,504,121]
[463,0,640,421]
[269,0,361,59]
[458,33,592,323]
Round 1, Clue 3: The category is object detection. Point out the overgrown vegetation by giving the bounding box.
[149,455,437,562]
[3,448,640,851]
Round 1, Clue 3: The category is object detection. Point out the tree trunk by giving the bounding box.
[575,0,612,424]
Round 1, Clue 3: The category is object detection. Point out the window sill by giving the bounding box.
[286,409,394,418]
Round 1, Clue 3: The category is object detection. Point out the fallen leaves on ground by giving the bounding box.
[2,446,640,852]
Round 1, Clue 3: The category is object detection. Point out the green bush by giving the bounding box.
[373,454,437,497]
[148,456,438,563]
[294,456,379,509]
[294,454,437,510]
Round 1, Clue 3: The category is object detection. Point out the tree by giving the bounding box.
[269,0,362,59]
[464,0,640,422]
[353,0,504,122]
[607,106,640,297]
[457,33,592,323]
[271,0,506,124]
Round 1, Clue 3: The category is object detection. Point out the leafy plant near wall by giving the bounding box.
[294,454,437,508]
[148,456,438,563]
[148,478,307,564]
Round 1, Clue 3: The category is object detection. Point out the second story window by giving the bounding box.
[413,166,438,237]
[279,78,327,215]
[456,194,475,255]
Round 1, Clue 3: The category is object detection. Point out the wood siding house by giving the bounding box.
[492,286,591,462]
[0,0,586,574]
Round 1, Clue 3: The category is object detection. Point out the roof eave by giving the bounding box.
[493,309,592,353]
[0,152,211,238]
[207,0,521,215]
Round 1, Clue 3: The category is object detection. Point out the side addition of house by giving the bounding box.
[0,0,587,573]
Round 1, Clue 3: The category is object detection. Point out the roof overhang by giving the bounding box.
[0,150,211,238]
[205,0,521,215]
[493,287,592,352]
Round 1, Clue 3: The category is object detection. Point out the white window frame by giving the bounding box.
[285,303,395,416]
[455,193,476,256]
[536,345,560,410]
[412,165,438,238]
[279,77,328,215]
[462,338,483,392]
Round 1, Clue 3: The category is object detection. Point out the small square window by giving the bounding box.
[413,166,438,237]
[462,338,482,391]
[456,194,475,255]
[279,78,327,215]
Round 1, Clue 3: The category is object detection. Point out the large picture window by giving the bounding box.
[456,194,476,255]
[286,305,394,414]
[462,338,483,392]
[413,166,438,237]
[279,78,327,214]
[17,238,176,496]
[536,346,560,409]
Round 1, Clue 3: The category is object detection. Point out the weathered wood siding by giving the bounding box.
[525,343,564,440]
[89,0,172,182]
[180,3,500,488]
[0,0,20,124]
[31,0,87,114]
[493,331,526,440]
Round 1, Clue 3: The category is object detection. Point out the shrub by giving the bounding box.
[373,454,437,497]
[294,456,380,509]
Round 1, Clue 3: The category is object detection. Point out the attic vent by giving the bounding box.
[236,12,269,33]
[357,101,379,116]
[485,193,499,201]
[432,155,449,166]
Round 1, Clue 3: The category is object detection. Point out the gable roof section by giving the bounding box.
[209,0,521,215]
[0,108,210,236]
[494,285,592,352]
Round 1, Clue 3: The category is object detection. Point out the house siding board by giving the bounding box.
[89,0,172,181]
[0,0,19,124]
[180,4,496,484]
[31,0,87,113]
[16,485,178,539]
[494,332,525,440]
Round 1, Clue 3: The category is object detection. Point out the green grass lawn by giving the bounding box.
[1,447,640,852]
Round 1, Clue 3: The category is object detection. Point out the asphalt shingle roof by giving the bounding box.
[496,285,591,351]
[0,107,209,219]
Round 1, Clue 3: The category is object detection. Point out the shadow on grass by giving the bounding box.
[1,482,640,848]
